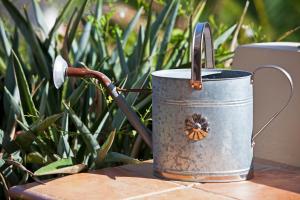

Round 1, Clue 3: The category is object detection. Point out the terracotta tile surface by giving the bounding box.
[9,159,300,200]
[194,159,300,200]
[9,166,179,200]
[136,187,233,200]
[120,161,194,186]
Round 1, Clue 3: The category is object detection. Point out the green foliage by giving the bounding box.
[0,0,258,195]
[34,158,86,176]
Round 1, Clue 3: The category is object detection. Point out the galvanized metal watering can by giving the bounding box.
[53,22,293,182]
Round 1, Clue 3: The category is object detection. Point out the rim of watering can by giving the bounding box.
[151,68,252,81]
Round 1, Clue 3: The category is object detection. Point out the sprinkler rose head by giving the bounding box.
[53,55,68,89]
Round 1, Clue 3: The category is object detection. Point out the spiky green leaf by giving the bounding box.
[112,71,150,130]
[39,81,49,117]
[67,0,89,49]
[116,32,129,77]
[34,158,85,176]
[150,0,175,51]
[67,82,88,107]
[64,103,100,154]
[4,86,20,117]
[156,0,179,70]
[12,51,38,118]
[1,0,50,78]
[30,113,63,134]
[214,24,237,49]
[0,130,4,147]
[46,0,87,48]
[32,0,49,35]
[26,152,46,165]
[123,7,143,46]
[96,130,115,165]
[105,152,141,165]
[0,18,11,57]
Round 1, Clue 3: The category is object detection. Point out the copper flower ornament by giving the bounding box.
[184,113,209,141]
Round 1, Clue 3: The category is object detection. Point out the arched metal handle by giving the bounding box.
[190,22,215,90]
[251,65,294,147]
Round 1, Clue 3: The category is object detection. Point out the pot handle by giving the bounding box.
[190,22,215,90]
[251,65,294,147]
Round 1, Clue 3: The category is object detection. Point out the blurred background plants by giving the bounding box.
[0,0,298,199]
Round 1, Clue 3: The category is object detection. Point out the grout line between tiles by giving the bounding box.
[122,184,194,200]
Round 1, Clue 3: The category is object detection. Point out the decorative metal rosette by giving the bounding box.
[184,113,209,141]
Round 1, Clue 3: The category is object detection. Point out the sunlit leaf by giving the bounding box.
[4,87,20,117]
[39,81,49,117]
[214,24,237,49]
[123,7,143,46]
[34,158,86,176]
[0,130,4,147]
[75,22,92,61]
[26,152,46,165]
[93,111,109,138]
[0,18,11,57]
[96,129,115,165]
[32,0,49,35]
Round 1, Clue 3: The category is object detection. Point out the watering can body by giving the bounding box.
[152,69,254,182]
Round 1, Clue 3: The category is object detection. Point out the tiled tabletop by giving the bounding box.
[9,159,300,200]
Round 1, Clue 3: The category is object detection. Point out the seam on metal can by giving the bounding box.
[154,98,253,107]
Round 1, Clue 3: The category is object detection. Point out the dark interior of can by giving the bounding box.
[202,70,252,80]
[151,69,252,80]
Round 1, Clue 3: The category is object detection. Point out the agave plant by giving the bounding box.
[0,0,249,198]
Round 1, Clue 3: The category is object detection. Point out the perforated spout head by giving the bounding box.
[53,55,68,89]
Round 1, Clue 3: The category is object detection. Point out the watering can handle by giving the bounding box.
[251,65,294,147]
[190,22,215,90]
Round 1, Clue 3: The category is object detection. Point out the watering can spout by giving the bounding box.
[53,56,153,149]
